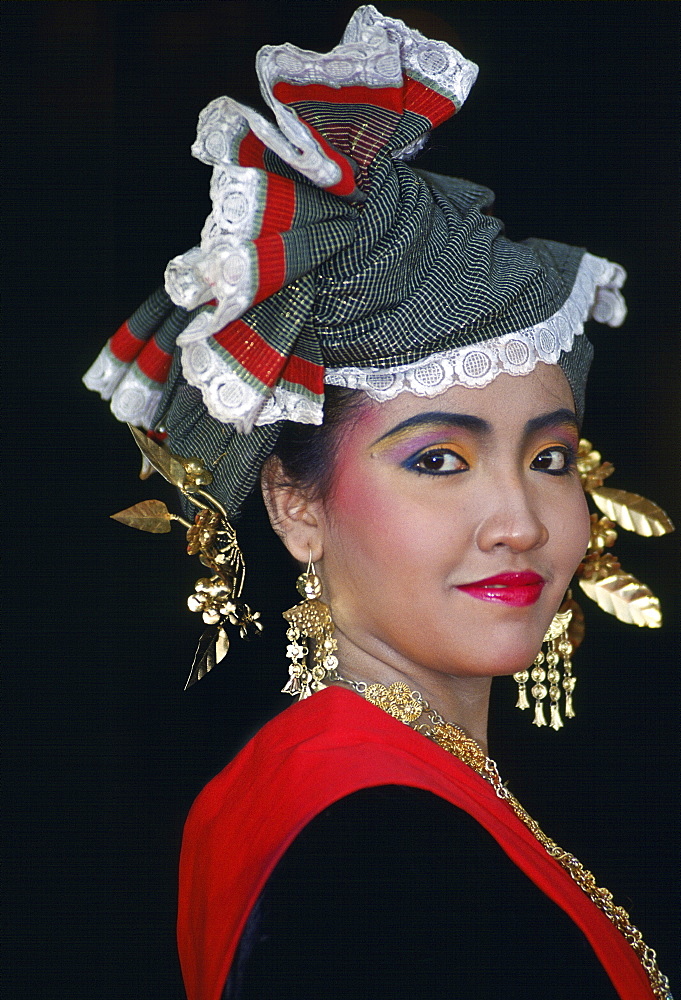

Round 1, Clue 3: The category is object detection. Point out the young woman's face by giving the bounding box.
[313,364,590,679]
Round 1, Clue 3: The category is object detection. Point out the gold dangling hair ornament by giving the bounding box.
[281,554,338,700]
[513,438,674,730]
[109,426,262,689]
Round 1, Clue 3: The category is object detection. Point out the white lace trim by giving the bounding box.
[178,336,323,433]
[110,372,163,428]
[163,7,478,352]
[176,252,626,432]
[201,165,264,251]
[183,342,266,433]
[166,239,256,333]
[82,342,124,401]
[192,94,342,191]
[88,253,626,434]
[258,385,323,427]
[83,344,164,429]
[343,5,478,109]
[325,253,627,400]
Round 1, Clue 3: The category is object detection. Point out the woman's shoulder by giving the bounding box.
[274,783,505,876]
[191,686,481,813]
[227,784,621,1000]
[183,685,496,870]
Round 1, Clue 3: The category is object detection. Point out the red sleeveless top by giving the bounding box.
[177,686,654,1000]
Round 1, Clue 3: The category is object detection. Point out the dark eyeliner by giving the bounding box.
[402,446,469,476]
[531,444,577,477]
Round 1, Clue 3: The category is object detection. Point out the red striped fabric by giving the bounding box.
[213,317,323,397]
[274,76,457,130]
[237,130,266,169]
[214,318,287,388]
[261,174,296,235]
[273,80,403,114]
[279,350,324,394]
[109,320,145,364]
[297,119,358,196]
[252,233,287,306]
[136,336,173,383]
[404,76,458,126]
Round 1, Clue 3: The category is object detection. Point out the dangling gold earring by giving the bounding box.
[513,600,574,731]
[282,553,338,700]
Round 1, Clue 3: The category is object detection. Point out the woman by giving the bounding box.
[84,6,674,998]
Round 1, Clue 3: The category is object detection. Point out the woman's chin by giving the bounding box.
[432,642,542,679]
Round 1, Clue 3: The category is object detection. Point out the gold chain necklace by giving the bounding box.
[337,678,673,1000]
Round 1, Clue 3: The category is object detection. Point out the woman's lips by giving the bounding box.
[456,572,545,607]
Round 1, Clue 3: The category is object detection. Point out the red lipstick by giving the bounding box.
[456,572,545,607]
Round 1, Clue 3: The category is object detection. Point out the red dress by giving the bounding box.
[178,686,655,1000]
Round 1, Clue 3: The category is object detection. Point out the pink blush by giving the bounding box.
[331,440,399,531]
[332,455,383,522]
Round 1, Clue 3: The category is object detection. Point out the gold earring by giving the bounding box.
[513,601,574,730]
[282,554,338,700]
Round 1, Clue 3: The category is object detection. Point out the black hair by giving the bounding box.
[270,386,369,501]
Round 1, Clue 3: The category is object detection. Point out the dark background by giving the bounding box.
[4,2,679,997]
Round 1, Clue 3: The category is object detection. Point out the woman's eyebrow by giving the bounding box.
[524,409,579,436]
[371,412,491,446]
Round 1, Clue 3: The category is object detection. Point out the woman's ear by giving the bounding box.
[260,456,324,563]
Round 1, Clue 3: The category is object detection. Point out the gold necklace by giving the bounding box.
[338,678,673,1000]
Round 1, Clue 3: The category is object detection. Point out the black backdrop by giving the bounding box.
[4,3,679,997]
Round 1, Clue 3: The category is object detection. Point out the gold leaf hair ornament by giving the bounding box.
[110,426,262,689]
[575,439,674,628]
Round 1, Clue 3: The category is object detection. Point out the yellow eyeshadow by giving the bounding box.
[414,439,471,459]
[533,437,576,454]
[371,424,471,454]
[371,435,473,472]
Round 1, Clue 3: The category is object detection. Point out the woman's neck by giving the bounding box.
[332,633,492,756]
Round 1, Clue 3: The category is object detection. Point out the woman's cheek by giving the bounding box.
[552,484,590,578]
[330,453,399,535]
[571,488,591,565]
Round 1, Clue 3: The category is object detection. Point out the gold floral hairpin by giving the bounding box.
[574,438,674,628]
[110,426,262,689]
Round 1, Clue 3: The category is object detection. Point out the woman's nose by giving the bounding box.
[474,484,549,553]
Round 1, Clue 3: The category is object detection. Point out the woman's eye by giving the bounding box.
[531,446,574,475]
[408,449,468,475]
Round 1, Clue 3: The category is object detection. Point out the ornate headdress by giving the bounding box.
[84,4,627,512]
[83,6,671,689]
